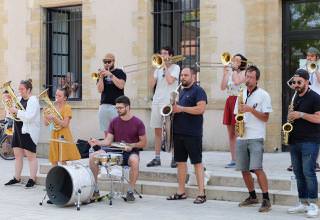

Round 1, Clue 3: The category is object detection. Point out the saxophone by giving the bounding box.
[160,82,182,152]
[282,91,297,145]
[235,87,245,137]
[1,81,25,121]
[38,89,63,131]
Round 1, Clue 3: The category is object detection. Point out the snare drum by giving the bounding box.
[94,152,123,166]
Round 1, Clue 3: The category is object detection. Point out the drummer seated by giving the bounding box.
[88,95,147,202]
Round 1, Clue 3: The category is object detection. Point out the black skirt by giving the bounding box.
[12,121,37,153]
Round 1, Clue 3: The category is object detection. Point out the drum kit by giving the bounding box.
[39,139,142,211]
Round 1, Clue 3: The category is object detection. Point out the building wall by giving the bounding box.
[0,0,282,156]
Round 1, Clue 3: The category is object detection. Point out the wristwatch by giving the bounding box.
[299,112,305,119]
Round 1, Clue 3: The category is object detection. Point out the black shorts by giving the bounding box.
[173,134,202,164]
[12,121,37,153]
[101,146,139,166]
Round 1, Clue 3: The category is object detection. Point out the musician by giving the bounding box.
[97,53,126,136]
[88,95,146,202]
[220,54,247,168]
[287,69,320,218]
[147,46,180,168]
[288,47,320,172]
[43,85,81,166]
[4,79,40,188]
[166,67,207,204]
[234,66,272,212]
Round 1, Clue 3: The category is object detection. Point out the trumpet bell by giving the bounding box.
[307,62,318,73]
[221,52,231,66]
[91,72,100,80]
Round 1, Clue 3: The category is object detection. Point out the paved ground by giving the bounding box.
[0,151,314,220]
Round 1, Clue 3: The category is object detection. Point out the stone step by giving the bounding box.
[26,174,299,206]
[39,163,292,191]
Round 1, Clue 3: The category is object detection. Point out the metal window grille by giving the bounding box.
[45,5,82,100]
[153,0,200,68]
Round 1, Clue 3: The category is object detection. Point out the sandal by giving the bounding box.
[193,195,206,204]
[167,192,187,200]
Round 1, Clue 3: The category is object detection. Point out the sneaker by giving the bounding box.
[306,203,319,218]
[170,158,177,168]
[4,177,21,186]
[287,165,293,171]
[126,191,135,202]
[25,179,35,188]
[316,163,320,172]
[238,196,259,207]
[225,161,236,168]
[259,199,271,212]
[146,158,161,167]
[287,203,307,214]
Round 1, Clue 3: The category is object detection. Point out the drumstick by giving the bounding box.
[110,142,127,149]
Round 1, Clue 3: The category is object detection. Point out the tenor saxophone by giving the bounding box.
[235,88,245,137]
[282,91,297,145]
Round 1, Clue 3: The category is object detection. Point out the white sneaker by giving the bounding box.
[287,203,307,214]
[306,203,319,218]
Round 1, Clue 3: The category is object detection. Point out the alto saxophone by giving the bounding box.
[235,88,245,137]
[282,91,297,145]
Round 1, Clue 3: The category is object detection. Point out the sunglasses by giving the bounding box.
[289,80,303,85]
[103,59,113,64]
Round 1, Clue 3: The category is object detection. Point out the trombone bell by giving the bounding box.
[151,54,185,69]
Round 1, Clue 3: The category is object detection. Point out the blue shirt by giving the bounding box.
[173,83,207,137]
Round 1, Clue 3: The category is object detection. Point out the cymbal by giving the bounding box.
[49,138,73,144]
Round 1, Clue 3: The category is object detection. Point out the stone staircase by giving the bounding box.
[28,158,301,206]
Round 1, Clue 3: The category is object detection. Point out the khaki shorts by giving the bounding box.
[236,138,264,171]
[150,104,163,128]
[98,104,117,132]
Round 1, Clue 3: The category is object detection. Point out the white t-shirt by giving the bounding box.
[234,87,272,140]
[152,64,180,105]
[226,70,244,96]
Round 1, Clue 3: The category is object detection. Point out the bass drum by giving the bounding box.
[46,163,95,206]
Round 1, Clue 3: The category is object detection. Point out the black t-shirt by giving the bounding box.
[99,68,126,105]
[173,84,207,137]
[290,89,320,144]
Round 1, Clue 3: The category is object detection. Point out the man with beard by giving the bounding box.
[96,53,126,137]
[234,65,273,212]
[287,69,320,218]
[88,96,147,202]
[166,67,207,204]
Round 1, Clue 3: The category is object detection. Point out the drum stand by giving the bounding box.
[39,183,84,211]
[99,165,142,206]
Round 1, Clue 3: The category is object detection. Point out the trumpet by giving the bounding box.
[151,54,185,69]
[91,72,101,80]
[307,61,318,73]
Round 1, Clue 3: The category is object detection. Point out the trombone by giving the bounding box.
[151,54,185,69]
[196,52,251,69]
[117,54,186,74]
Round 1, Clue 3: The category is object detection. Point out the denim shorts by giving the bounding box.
[236,138,264,171]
